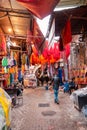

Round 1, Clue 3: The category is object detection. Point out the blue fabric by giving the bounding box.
[10,74,12,85]
[58,68,62,79]
[57,67,63,86]
[59,78,63,86]
[10,73,14,85]
[18,70,22,81]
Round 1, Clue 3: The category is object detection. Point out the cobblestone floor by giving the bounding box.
[11,87,87,130]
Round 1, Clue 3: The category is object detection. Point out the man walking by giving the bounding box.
[52,73,60,104]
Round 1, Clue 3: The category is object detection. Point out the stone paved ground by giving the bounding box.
[11,87,87,130]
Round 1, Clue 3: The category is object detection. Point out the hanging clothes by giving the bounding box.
[18,52,21,68]
[21,53,26,65]
[10,74,13,85]
[18,70,22,81]
[26,55,30,67]
[2,57,8,67]
[57,66,63,85]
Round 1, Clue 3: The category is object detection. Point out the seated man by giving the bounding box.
[69,77,78,94]
[63,80,69,93]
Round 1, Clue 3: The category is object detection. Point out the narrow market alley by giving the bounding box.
[11,87,87,130]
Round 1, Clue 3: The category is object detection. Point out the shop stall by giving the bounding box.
[24,65,37,88]
[68,35,87,88]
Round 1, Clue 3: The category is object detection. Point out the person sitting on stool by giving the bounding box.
[69,77,78,94]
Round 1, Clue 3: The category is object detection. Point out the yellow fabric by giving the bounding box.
[22,53,26,65]
[14,52,18,61]
[7,74,10,86]
[21,65,25,73]
[0,88,11,126]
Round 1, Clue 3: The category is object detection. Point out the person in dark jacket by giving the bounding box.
[52,73,60,104]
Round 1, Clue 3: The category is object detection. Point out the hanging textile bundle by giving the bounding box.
[60,19,72,47]
[2,57,8,67]
[59,36,64,51]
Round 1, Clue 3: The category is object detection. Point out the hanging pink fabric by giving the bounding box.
[16,0,60,19]
[42,41,60,62]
